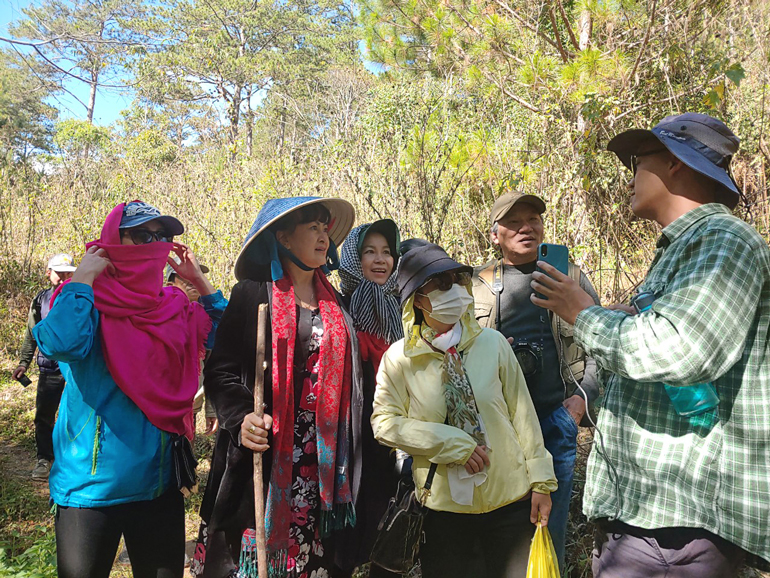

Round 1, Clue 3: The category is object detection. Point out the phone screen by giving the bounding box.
[537,243,569,276]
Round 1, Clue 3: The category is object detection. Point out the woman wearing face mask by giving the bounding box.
[372,240,556,578]
[192,197,363,578]
[338,220,404,576]
[31,201,226,578]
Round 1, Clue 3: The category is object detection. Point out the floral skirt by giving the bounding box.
[191,408,335,578]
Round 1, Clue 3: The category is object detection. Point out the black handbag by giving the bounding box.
[370,462,438,574]
[170,434,199,496]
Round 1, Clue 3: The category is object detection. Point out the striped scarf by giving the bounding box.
[339,223,403,344]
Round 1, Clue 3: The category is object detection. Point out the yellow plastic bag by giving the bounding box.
[526,522,560,578]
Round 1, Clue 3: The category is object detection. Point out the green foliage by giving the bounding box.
[124,129,178,167]
[0,51,58,160]
[54,119,112,157]
[133,0,357,147]
[0,533,57,578]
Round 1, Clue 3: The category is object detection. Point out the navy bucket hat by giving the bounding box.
[396,238,472,305]
[607,113,740,208]
[234,196,355,282]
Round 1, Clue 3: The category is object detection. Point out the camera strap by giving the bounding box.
[493,260,503,331]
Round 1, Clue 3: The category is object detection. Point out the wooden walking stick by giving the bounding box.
[253,303,269,578]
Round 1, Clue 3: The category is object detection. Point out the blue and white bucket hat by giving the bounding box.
[234,196,355,281]
[608,113,740,208]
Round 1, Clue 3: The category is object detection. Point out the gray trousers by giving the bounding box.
[593,521,744,578]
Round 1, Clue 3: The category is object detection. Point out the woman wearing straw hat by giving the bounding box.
[192,197,363,578]
[372,239,556,578]
[338,220,404,576]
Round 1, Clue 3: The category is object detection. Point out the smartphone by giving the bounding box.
[537,243,569,276]
[16,374,32,387]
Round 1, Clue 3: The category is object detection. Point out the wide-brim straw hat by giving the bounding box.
[234,196,355,281]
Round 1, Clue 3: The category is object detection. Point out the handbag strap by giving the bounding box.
[424,462,438,490]
[419,462,438,506]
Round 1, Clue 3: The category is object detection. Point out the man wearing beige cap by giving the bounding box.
[532,113,770,576]
[13,253,76,481]
[471,191,601,571]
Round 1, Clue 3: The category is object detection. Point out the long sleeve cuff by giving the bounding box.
[199,289,225,308]
[531,482,554,495]
[525,456,557,493]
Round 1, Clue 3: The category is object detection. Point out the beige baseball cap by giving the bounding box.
[489,191,546,225]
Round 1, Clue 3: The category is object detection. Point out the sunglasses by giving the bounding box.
[420,271,472,293]
[630,148,668,176]
[121,228,173,245]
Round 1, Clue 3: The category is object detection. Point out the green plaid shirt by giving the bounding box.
[575,203,770,563]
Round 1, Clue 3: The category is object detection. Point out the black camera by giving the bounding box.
[512,341,543,378]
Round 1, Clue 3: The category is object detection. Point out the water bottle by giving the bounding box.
[631,292,720,417]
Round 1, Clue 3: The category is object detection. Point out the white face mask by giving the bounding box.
[420,284,474,325]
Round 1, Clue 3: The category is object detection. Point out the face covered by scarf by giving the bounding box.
[75,203,211,438]
[339,223,403,345]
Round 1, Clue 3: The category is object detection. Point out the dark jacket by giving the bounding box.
[200,279,364,573]
[338,294,400,566]
[19,287,59,373]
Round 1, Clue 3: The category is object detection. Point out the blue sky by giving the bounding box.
[2,0,138,127]
[1,0,381,129]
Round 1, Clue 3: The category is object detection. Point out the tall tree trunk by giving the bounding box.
[87,81,97,124]
[573,7,593,249]
[246,86,254,157]
[576,8,592,133]
[278,109,286,156]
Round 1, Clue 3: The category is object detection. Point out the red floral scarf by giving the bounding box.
[264,269,355,575]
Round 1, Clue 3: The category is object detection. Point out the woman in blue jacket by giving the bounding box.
[33,201,226,578]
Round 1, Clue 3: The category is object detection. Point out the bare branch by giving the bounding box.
[546,4,570,63]
[554,0,579,51]
[627,0,658,88]
[491,0,559,51]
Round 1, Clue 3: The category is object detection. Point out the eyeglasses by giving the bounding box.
[630,148,667,176]
[420,271,472,293]
[121,228,173,245]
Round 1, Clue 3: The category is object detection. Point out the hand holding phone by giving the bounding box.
[536,244,569,300]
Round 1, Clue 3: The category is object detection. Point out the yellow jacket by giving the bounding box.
[372,293,557,514]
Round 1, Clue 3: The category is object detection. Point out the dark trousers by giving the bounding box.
[593,521,745,578]
[55,490,185,578]
[35,370,65,460]
[419,500,534,578]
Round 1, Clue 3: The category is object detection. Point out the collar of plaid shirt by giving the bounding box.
[574,202,770,566]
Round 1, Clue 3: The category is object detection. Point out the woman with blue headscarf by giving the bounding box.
[191,197,363,578]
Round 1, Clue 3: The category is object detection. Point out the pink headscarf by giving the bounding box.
[84,202,211,438]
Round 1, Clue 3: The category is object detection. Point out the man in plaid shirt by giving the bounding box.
[530,113,770,577]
